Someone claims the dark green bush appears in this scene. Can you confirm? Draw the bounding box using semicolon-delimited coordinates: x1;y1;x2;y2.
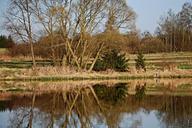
93;59;107;71
93;49;129;72
135;51;146;71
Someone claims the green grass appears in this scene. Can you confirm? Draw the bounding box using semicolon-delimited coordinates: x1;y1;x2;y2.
0;60;53;68
7;88;25;92
178;64;192;69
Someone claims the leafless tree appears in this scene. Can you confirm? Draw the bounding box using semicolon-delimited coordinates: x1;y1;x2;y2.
5;0;37;68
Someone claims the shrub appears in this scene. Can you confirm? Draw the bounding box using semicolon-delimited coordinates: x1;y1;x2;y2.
93;49;129;72
135;51;146;71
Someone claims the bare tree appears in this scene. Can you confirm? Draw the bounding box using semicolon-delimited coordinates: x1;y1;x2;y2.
52;0;108;70
5;0;136;71
31;0;62;65
105;0;136;32
5;0;37;68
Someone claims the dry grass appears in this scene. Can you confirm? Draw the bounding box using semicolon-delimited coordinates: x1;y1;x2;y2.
7;55;44;62
0;54;45;62
0;55;12;60
31;66;77;76
0;52;192;80
0;66;192;81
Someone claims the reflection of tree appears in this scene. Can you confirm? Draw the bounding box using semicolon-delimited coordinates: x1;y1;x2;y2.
157;96;192;128
135;83;146;101
0;101;9;112
5;83;129;128
93;83;129;128
8;93;36;128
94;83;128;104
3;83;192;128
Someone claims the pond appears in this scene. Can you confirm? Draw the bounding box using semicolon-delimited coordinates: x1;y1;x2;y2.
0;79;192;128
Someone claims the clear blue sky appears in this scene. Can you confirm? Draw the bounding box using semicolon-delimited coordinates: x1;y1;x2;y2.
0;0;191;35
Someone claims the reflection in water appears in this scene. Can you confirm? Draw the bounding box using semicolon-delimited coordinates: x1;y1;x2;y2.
135;83;146;101
0;83;192;128
94;83;128;104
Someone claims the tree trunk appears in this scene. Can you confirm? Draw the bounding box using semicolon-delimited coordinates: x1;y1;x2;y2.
88;42;104;72
29;38;36;68
26;0;36;69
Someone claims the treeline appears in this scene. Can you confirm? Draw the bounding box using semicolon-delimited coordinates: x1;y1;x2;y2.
4;0;192;70
156;2;192;52
0;35;14;48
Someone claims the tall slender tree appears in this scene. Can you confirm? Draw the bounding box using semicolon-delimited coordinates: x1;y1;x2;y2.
5;0;36;68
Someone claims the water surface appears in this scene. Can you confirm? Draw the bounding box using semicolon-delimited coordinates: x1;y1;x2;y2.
0;79;192;128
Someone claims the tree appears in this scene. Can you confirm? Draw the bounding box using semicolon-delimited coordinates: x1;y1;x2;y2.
156;3;192;52
5;0;37;68
0;35;15;48
31;0;62;65
0;35;7;48
4;0;136;71
93;49;129;72
178;2;192;30
178;2;192;50
126;31;140;54
157;10;178;52
135;83;146;101
105;0;136;33
141;32;166;53
135;51;146;71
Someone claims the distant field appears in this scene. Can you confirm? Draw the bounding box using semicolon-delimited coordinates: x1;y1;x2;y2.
128;52;192;66
129;52;191;59
0;52;192;69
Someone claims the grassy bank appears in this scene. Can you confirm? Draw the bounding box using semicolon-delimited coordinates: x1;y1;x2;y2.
0;52;192;81
0;67;192;81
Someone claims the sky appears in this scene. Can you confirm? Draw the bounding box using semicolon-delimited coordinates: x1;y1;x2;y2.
0;0;191;35
128;0;191;33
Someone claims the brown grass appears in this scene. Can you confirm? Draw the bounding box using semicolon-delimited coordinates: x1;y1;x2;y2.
0;66;192;81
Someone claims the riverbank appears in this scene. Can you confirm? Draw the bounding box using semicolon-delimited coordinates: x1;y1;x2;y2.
1;67;192;81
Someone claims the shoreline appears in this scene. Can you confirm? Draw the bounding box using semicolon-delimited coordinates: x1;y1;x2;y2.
1;74;192;81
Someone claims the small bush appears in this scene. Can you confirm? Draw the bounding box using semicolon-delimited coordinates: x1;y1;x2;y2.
93;49;129;72
135;52;146;71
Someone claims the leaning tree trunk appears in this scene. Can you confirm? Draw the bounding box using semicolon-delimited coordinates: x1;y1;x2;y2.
88;42;104;72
